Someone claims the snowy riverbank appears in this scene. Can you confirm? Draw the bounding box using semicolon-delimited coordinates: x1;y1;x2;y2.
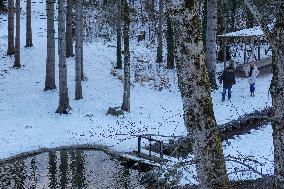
0;0;273;184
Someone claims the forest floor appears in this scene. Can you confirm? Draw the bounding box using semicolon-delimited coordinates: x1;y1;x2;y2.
0;0;274;185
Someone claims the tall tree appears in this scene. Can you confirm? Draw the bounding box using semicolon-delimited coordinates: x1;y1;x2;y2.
166;15;174;69
66;0;74;58
217;0;228;35
121;0;130;112
13;0;20;68
168;0;230;188
44;0;56;91
56;0;71;114
245;0;284;189
202;0;208;46
149;0;155;44
25;0;33;47
80;37;84;81
115;0;122;69
156;0;163;63
205;0;218;88
7;0;15;55
244;1;284;187
75;0;83;100
230;0;237;31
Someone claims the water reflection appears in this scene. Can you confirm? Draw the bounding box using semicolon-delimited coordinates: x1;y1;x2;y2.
0;149;145;189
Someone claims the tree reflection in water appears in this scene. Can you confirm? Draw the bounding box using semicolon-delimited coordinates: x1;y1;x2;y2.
0;149;144;189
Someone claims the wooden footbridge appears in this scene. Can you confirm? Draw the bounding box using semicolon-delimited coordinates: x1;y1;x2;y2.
115;134;184;167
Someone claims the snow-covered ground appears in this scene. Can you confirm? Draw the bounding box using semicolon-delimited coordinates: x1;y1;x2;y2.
0;0;274;184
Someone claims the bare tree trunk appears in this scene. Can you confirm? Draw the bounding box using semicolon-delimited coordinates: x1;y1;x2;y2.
217;0;227;35
7;0;15;55
81;41;84;81
115;0;122;69
13;0;20;68
245;6;254;28
168;1;230;188
166;14;174;69
25;0;33;47
121;0;130;112
205;0;217;88
66;0;74;58
149;0;155;44
230;0;237;31
269;15;284;189
271;50;284;188
56;0;71;114
44;0;56;91
244;1;284;187
201;0;207;46
156;0;163;63
75;0;83;100
80;6;84;81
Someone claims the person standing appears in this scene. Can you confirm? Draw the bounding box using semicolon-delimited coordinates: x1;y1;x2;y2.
247;63;259;97
219;65;236;101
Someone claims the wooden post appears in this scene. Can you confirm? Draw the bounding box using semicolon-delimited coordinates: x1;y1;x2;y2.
149;138;152;157
258;37;261;60
137;136;141;156
160;141;163;159
251;38;255;62
244;38;247;64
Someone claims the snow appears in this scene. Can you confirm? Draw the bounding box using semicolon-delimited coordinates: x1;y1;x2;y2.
178;124;274;185
213;75;271;124
224;124;274;180
0;0;274;186
218;26;264;37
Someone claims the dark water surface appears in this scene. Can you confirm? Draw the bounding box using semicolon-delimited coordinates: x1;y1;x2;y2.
0;149;145;189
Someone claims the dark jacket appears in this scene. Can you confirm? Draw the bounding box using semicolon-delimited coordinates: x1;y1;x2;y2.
220;67;236;89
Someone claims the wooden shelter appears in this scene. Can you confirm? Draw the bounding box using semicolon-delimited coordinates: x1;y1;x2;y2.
217;27;272;76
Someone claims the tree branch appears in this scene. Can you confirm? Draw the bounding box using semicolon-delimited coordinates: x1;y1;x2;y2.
243;0;275;45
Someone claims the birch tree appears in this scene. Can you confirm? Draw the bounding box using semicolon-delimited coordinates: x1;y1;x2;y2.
75;0;83;100
25;0;33;47
7;0;15;55
13;0;20;68
115;0;122;69
66;0;74;58
56;0;71;114
244;1;284;187
168;0;230;188
205;0;217;88
44;0;56;91
121;0;130;112
156;0;163;63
